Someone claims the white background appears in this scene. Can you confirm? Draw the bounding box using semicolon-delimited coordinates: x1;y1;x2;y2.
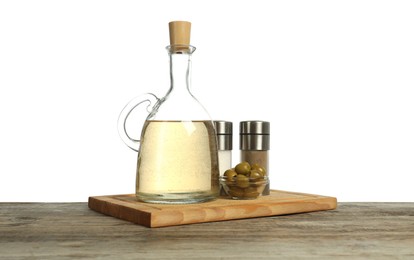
1;0;413;202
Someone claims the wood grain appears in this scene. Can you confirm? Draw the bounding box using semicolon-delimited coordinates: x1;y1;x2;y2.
0;202;413;259
88;190;337;227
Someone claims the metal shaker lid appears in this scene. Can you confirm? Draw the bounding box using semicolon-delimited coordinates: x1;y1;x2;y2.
240;121;270;150
214;121;232;151
240;121;270;134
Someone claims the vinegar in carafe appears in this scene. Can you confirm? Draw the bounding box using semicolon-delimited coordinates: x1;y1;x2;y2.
136;120;219;203
118;21;219;204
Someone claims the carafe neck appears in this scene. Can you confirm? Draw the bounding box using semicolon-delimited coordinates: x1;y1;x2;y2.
166;45;196;97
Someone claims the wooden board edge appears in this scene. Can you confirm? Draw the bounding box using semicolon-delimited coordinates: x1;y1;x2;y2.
88;196;152;227
150;195;337;228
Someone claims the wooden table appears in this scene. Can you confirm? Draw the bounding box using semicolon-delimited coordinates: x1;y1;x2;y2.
1;203;413;259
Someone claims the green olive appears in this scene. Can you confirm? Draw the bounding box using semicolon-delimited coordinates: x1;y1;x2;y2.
251;164;267;176
237;181;250;189
251;163;260;169
235;174;249;188
244;187;260;198
235;162;251;175
249;170;262;180
224;169;237;180
244;186;258;193
228;186;244;198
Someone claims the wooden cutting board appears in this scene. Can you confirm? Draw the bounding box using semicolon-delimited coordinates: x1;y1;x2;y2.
88;190;337;228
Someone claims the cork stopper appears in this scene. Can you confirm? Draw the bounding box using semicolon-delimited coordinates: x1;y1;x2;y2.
169;21;191;53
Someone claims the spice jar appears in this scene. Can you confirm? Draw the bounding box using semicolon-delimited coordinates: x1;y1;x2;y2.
214;121;233;176
214;121;232;196
240;121;270;195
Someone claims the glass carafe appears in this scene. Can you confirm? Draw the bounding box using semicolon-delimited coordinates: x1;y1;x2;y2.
118;21;219;204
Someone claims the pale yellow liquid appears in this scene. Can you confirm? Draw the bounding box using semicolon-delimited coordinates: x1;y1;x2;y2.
136;120;219;204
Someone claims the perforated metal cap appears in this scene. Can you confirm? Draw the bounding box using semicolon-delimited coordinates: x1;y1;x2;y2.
240;121;270;150
214;121;232;151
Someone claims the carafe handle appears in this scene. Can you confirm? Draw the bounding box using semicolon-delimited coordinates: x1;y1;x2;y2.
117;93;160;152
